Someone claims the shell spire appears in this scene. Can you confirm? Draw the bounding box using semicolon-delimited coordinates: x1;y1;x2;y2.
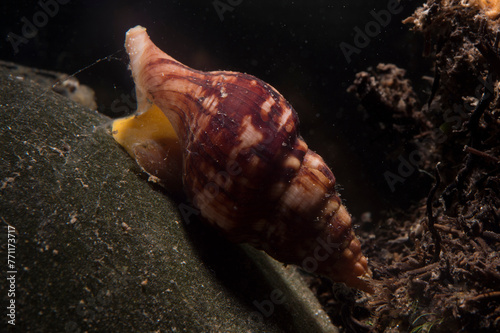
115;25;373;292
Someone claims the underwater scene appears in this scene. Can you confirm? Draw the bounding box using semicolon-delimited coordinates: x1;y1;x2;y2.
1;0;499;332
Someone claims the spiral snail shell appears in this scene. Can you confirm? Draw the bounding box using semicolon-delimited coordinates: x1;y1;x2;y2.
112;26;372;292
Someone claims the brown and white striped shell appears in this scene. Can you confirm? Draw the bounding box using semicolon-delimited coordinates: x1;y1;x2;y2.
113;26;372;292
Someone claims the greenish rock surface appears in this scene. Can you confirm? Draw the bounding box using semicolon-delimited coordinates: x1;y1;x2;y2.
0;63;338;332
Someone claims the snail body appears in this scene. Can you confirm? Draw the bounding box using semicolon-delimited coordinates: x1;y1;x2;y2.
113;26;372;292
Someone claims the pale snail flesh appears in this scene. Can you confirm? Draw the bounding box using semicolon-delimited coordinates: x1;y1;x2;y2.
112;26;373;292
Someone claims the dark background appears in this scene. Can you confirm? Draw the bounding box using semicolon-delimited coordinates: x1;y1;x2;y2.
0;0;428;218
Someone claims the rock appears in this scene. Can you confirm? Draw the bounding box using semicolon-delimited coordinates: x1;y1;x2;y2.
0;62;337;332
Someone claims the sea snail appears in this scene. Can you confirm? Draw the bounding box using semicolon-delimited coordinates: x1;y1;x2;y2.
112;26;373;292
